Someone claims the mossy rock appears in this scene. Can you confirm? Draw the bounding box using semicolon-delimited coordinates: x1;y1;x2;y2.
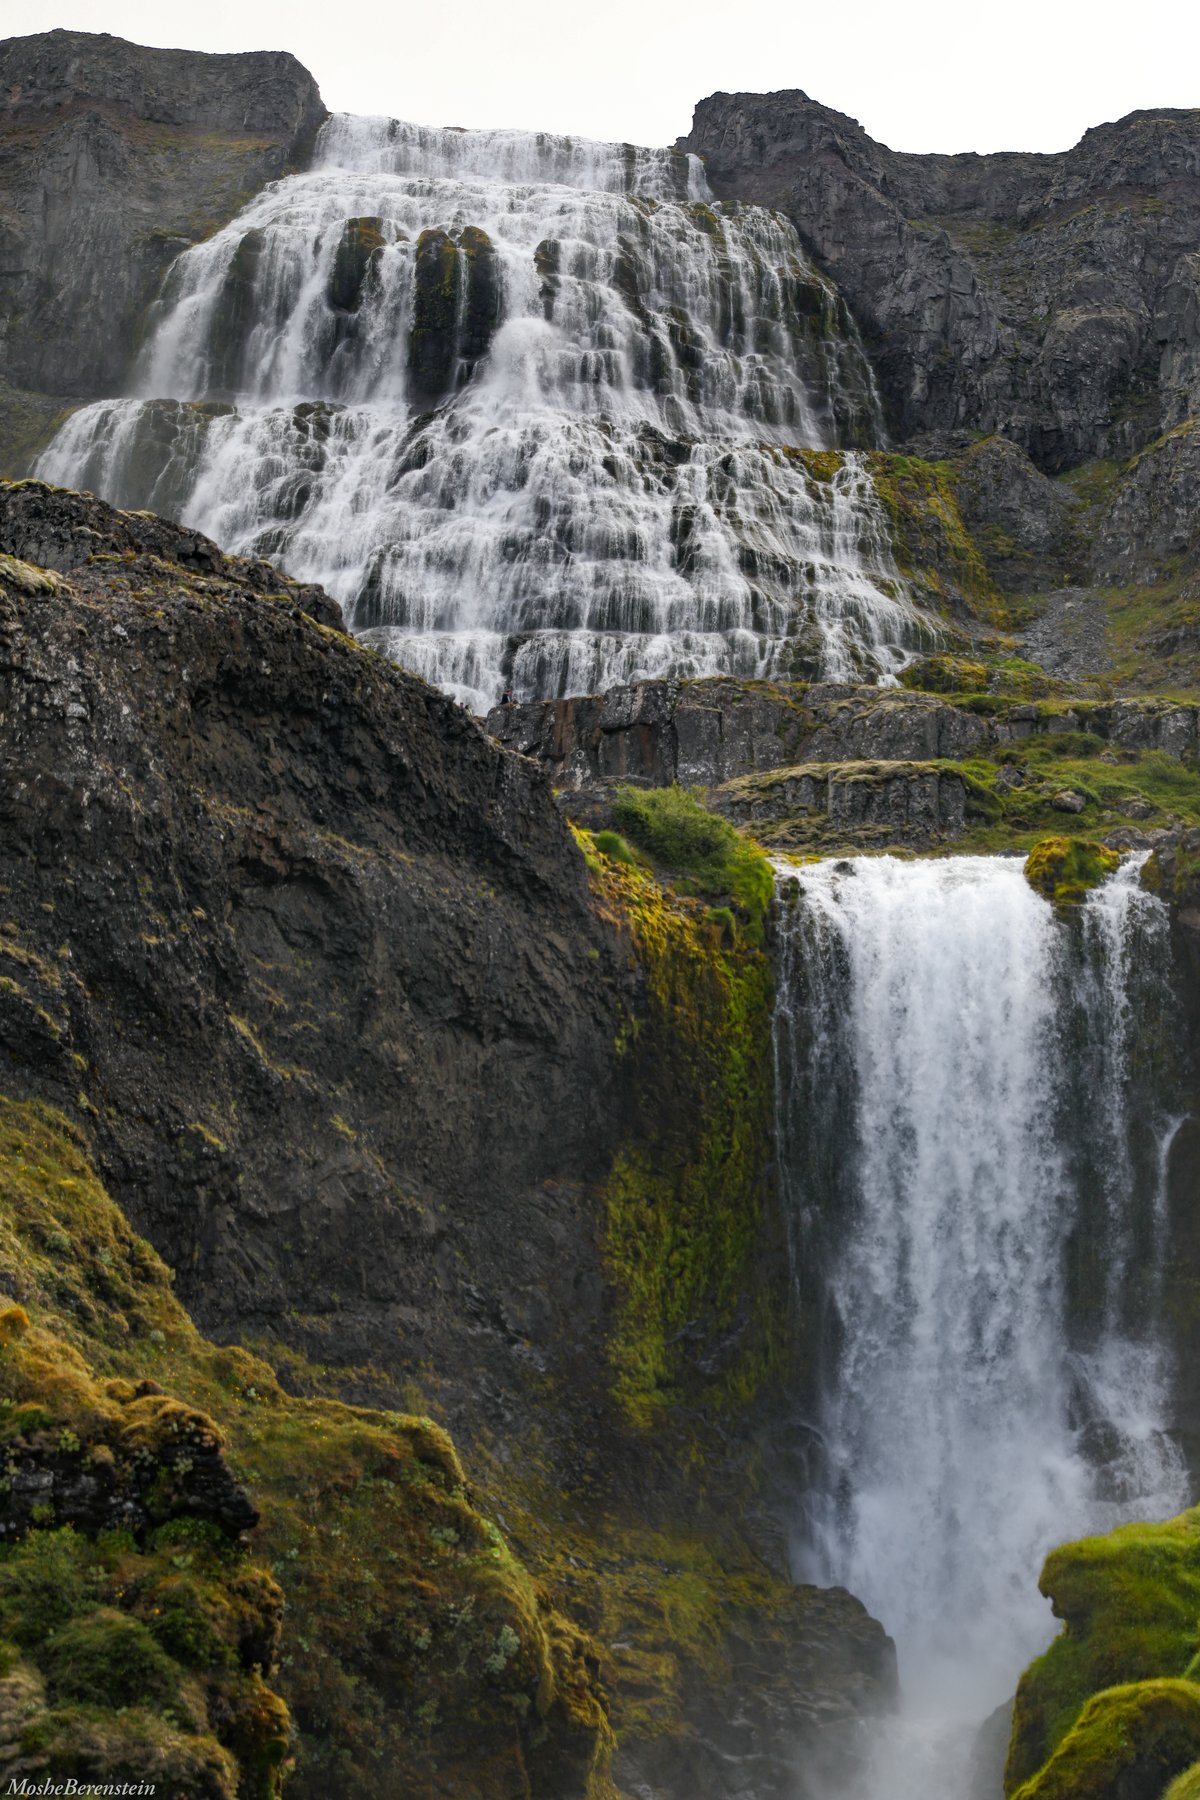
0;1095;616;1800
1007;1507;1200;1791
576;821;781;1429
1165;1761;1200;1800
1009;1680;1200;1800
1024;836;1119;907
327;216;385;313
899;652;989;694
22;1704;241;1799
41;1606;184;1709
408;228;461;399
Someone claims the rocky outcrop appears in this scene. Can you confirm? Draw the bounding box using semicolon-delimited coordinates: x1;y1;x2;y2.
1093;419;1200;584
488;676;1200;793
0;479;623;1438
0;29;327;469
682;94;1200;472
713;760;968;852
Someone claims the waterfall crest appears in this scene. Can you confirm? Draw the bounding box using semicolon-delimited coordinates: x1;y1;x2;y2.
773;853;1188;1788
38;114;932;712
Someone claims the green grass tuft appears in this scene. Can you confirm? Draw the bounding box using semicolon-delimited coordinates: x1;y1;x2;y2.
611;786;773;929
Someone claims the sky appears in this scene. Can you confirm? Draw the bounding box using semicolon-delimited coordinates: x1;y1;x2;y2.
28;0;1200;154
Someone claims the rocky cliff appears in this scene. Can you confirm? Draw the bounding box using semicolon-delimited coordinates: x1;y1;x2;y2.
0;479;896;1797
682;93;1200;472
0;30;327;472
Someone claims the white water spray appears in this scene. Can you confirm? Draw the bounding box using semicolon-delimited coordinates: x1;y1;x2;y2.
773;854;1188;1796
38;115;932;711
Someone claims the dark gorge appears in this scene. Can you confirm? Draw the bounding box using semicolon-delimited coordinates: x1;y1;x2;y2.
1;27;1200;1800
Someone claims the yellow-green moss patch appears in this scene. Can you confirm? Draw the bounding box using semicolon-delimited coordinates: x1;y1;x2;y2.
1024;837;1120;907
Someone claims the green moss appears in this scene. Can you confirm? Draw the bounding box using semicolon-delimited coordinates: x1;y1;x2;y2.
865;450;1000;620
1007;1507;1200;1791
41;1607;183;1710
0;1096;617;1800
899;653;989;693
1024;837;1120;907
1165;1761;1200;1800
1010;1680;1200;1800
610;785;773;934
582;846;779;1428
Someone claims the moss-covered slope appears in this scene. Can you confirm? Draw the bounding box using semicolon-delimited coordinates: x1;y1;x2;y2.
0;1095;617;1798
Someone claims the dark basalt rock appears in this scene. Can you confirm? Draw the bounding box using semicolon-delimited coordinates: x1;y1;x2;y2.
681;92;1200;472
205;226;268;398
711;759;970;851
409;226;462;398
0;478;344;629
327;216;385;314
0;478;625;1453
487;676;1200;793
0;480;899;1800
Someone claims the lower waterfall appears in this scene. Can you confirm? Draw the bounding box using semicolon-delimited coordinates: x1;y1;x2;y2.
772;854;1189;1797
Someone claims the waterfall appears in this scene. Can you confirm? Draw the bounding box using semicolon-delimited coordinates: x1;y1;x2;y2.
773;853;1188;1796
37;114;933;712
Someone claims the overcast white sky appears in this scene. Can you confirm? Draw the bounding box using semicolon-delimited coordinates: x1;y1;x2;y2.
27;0;1200;153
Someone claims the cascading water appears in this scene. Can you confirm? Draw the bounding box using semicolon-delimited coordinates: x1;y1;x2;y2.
37;114;934;712
773;854;1189;1797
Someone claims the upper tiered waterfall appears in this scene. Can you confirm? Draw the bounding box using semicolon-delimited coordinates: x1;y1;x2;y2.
773;854;1188;1797
38;114;932;712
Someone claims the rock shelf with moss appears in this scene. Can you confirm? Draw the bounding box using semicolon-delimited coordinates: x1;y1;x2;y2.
577;819;779;1428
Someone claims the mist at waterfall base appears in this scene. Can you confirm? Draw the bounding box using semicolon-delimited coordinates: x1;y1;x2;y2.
773;854;1189;1799
38;115;935;712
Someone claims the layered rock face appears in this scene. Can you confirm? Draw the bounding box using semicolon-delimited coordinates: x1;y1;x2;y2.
0;30;327;470
489;676;1200;850
682;93;1200;471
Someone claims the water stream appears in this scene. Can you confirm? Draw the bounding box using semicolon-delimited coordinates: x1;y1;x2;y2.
772;854;1189;1797
38;115;934;711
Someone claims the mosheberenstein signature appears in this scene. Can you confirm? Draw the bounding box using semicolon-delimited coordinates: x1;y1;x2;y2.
6;1784;156;1796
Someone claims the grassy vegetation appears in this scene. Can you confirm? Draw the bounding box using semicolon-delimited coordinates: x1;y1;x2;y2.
951;735;1200;855
611;785;773;935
